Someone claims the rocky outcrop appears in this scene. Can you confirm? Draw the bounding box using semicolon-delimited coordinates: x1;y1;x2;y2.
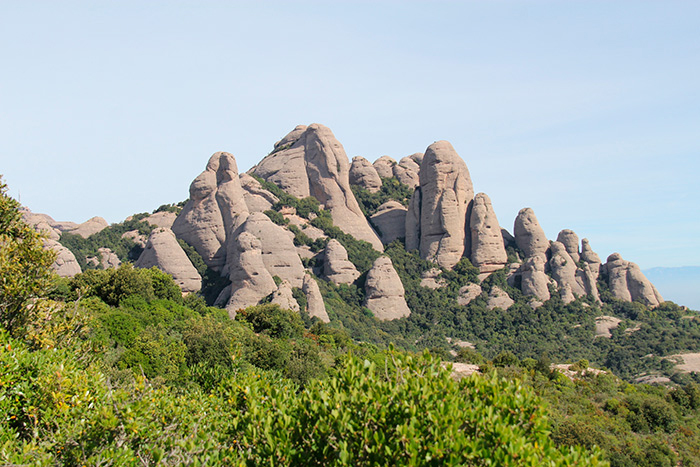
303;273;330;323
22;210;61;240
405;188;421;251
172;151;249;271
271;280;300;312
251;124;382;250
364;256;411;320
229;212;305;287
134;228;201;292
122;230;147;247
416;141;474;269
556;230;580;263
604;253;663;307
370;201;407;245
409;152;424;165
373;156;396;179
392;156;420;189
349;157;382;193
239;173;279;213
66;216;109;239
458;283;482;306
45;239;81;277
145;212;177;229
486;287;514;310
581;238;602;281
323;239;360;285
469;193;508;273
519;256;551;302
97;247;121;269
514;208;549;259
225;232;276;317
548;241;585;297
420;268;446;289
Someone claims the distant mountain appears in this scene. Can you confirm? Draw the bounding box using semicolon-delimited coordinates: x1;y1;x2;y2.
644;266;700;311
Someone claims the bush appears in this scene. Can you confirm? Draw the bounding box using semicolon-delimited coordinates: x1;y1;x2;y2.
238;304;305;339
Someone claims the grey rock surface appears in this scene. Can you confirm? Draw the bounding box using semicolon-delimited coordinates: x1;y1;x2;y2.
604;253;663;307
458;283;482;306
349;156;382;193
514;208;549;259
581;238;602;282
45;239;82;277
303;273;330;323
98;247;121;269
487;286;514;310
225;232;276;317
556;229;580;263
323;239;360;285
364;256;411;320
145;212;177;229
519;255;551;301
239;173;279;212
469;193;508;273
549;241;586;297
392;156;420;189
370;201;407;245
66;216;109;239
405;188;421;251
373;156;396;179
271;280;300;312
134;228;201;292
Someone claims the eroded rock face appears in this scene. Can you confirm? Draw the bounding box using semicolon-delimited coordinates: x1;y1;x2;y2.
239;173;278;212
251;124;382;250
364;256;411;320
271;280;300;312
393;156;420;189
581;238;602;282
520;256;551;302
417;141;474;269
487;287;514;310
172;152;249;271
45;239;81;277
405;188;421;251
349;156;382;193
303;273;330;323
98;247;121;269
323;239;360;285
134;228;201;292
373;156;396;179
458;283;482;306
145;212;177;229
557;230;580;263
122;230;147;247
548;241;585;297
22;210;61;240
514;208;549;259
604;253;663;307
470;193;508;273
225;232;276;317
229;212;305;287
66;217;109;239
370;201;407;245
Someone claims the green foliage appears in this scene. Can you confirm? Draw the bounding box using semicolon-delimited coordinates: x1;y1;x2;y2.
177;238;231;305
237;303;305;339
0;178;56;334
263;209;288;226
351;177;414;216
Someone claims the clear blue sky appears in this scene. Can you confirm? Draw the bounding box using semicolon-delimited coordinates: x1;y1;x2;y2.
2;1;699;271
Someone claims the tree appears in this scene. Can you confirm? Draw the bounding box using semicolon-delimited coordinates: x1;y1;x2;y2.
0;177;56;334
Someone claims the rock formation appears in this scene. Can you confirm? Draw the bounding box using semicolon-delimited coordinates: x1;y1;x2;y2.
364;256;411;320
228;212;305;287
172;151;249;271
323;239;360;285
97;247;121;269
581;238;602;281
225;232;276;317
469;193;508;273
513;208;549;259
373;156;396;179
519;256;551;302
370;201;407;245
303;273;330;323
458;283;482;306
271;280;300;312
392;156;420;189
145;212;177;229
349;157;382;193
239;173;279;213
604;253;663;307
556;229;580;262
134;228;201;292
548;241;585;297
405;188;421;251
45;239;81;277
486;287;515;310
251;124;382;250
65;216;109;239
415;140;474;269
122;230;147;247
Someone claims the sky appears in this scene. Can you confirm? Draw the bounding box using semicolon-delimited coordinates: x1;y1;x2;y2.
1;1;699;275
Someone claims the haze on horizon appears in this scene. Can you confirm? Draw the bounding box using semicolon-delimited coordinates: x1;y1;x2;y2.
2;1;699;277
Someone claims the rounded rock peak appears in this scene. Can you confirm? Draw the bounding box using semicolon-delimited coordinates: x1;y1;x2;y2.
607;252;624;262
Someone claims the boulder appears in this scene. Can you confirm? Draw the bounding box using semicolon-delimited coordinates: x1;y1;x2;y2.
408;152;424;165
45;239;81;277
469;193;508;273
225;232;276;317
349;156;382;193
251;124;382;250
392;156;420;189
229;212;305;287
364;256;411;320
145;211;177;229
172;151;249;271
66;216;109;239
486;287;514;310
97;247;121;269
604;253;663;307
519;256;551;302
513;208;549;258
581;238;602;281
548;241;585;297
370;201;407;245
560;284;576;305
373;156;396;179
418;141;474;269
239;173;279;212
420;268;446;289
134;228;201;292
122;230;147;247
271;280;300;312
303;273;330;323
458;283;482;306
323;239;360;285
556;229;580;262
